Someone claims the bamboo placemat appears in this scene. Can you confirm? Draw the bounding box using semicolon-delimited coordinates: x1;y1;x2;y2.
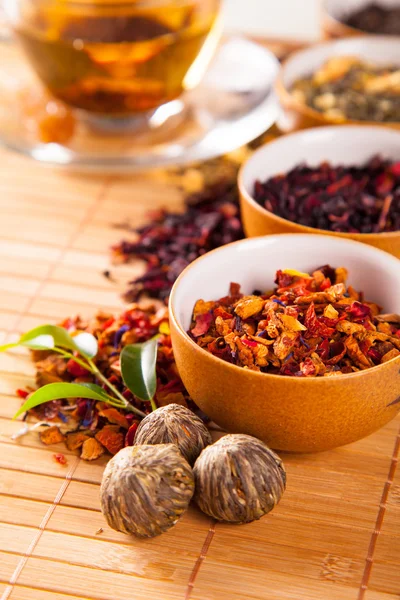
0;39;399;600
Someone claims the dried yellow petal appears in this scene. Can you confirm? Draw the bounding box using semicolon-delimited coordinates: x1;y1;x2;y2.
282;269;312;279
280;314;307;331
159;321;170;335
323;304;339;319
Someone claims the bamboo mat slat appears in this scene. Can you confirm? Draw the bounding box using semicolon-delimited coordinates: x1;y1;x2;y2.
0;37;399;600
10;587;93;600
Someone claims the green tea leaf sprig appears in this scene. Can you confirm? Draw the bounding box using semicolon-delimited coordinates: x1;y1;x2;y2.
121;337;159;412
0;324;161;420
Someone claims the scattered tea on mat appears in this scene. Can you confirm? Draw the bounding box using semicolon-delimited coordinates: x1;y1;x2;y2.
7;304;195;459
253;156;400;233
189;266;400;375
344;3;400;35
113;179;243;302
100;444;194;538
134;403;212;465
193;434;286;523
292;56;400;122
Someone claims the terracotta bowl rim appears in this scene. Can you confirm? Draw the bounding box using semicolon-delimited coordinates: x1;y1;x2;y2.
238;125;400;241
169;233;400;384
276;35;400;130
322;13;364;37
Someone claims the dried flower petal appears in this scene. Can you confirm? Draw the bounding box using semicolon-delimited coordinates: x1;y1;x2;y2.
53;453;68;466
347;302;372;321
191;312;213;337
125;422;139;447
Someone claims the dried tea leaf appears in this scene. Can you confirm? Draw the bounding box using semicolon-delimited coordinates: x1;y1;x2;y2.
273;331;299;361
156;391;188;408
313;56;361;85
279;314;307;331
375;313;400;324
65;431;90;451
99;408;130;429
381;348;400;363
39;426;65;446
81;437;105;461
344;336;372;369
235;296;264;319
193;300;215;317
95;426;125;455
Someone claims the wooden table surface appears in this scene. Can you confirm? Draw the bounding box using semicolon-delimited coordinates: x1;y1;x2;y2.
0;38;399;600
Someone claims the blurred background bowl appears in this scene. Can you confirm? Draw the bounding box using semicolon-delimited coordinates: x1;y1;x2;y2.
322;0;400;39
276;36;400;132
169;234;400;452
239;125;400;257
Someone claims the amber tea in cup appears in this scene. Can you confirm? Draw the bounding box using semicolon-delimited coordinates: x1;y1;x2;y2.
7;0;221;116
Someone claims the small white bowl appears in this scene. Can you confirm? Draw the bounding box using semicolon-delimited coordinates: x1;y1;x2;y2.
169;234;400;452
239;125;400;258
277;36;400;131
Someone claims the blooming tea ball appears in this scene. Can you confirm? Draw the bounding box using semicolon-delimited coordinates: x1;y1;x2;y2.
134;404;212;465
100;444;194;538
193;434;286;523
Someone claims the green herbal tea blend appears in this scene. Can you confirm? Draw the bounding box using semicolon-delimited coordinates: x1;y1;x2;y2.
292;56;400;123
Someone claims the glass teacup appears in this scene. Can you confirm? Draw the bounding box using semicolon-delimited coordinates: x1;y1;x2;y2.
4;0;222;119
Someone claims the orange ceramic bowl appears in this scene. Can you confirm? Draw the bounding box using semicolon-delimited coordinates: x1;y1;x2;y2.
239;125;400;259
322;0;399;39
276;36;400;133
169;234;400;453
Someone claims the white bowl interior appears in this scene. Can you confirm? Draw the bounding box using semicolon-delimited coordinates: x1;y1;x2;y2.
172;235;400;332
282;37;400;88
324;0;400;22
241;126;400;196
